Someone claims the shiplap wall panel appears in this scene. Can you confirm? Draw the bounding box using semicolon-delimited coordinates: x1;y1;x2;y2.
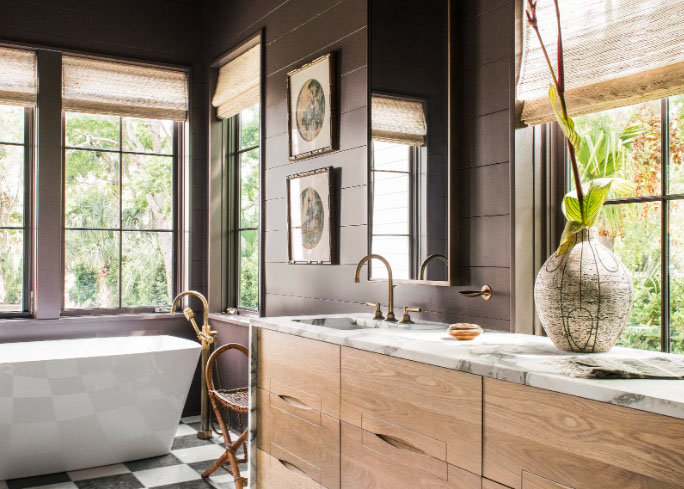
207;0;514;329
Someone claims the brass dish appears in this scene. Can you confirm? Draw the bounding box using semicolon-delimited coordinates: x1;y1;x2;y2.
447;323;483;341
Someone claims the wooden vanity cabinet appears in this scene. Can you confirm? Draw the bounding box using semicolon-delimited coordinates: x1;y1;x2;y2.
256;329;341;489
484;377;684;489
341;347;482;476
256;329;684;489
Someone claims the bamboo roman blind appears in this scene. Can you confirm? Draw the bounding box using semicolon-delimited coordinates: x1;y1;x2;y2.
518;0;684;125
372;95;427;146
212;44;261;120
0;47;37;106
62;56;189;121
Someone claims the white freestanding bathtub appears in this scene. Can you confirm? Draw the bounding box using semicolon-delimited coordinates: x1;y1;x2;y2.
0;335;201;480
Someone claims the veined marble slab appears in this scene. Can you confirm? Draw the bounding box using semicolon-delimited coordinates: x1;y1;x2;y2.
250;314;684;421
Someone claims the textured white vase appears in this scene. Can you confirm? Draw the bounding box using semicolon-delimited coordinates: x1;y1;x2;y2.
534;227;634;353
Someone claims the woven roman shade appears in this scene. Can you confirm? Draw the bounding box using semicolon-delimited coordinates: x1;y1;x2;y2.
0;47;37;106
212;44;260;120
372;95;427;146
62;56;188;121
518;0;684;125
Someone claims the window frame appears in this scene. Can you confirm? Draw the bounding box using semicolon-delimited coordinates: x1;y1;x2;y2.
223;107;261;314
0;106;33;318
60;113;183;315
561;97;682;353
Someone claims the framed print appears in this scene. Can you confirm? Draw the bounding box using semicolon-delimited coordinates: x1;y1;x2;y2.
287;53;335;160
287;167;334;264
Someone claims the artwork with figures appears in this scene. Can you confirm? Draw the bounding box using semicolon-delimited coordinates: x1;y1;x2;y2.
287;53;334;159
287;167;334;264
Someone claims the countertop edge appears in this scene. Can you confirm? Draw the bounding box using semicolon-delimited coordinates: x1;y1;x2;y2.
250;316;684;421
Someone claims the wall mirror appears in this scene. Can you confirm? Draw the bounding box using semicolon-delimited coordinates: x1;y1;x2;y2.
368;0;454;284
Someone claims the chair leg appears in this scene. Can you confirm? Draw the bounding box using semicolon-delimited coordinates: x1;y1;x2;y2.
237;412;248;462
201;449;231;479
225;428;249;485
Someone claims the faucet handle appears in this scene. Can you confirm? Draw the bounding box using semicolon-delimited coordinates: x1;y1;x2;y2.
365;302;385;320
398;306;421;324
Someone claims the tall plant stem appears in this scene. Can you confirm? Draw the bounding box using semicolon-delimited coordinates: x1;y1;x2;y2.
528;0;584;212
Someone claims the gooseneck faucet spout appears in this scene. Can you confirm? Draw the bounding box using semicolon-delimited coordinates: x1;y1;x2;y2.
354;254;396;322
419;254;448;281
171;290;216;440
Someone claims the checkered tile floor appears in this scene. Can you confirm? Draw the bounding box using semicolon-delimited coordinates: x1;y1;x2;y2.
0;417;248;489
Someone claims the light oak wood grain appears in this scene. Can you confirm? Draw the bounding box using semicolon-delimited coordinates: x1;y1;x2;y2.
257;388;340;489
522;472;573;489
361;413;448;480
482;479;512;489
257;329;340;418
341;422;481;489
257;449;326;489
341;347;482;474
483;378;684;489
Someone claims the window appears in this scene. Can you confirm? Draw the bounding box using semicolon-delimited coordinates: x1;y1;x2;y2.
0;105;30;314
370;141;415;280
570;95;684;353
225;105;260;311
63;113;178;310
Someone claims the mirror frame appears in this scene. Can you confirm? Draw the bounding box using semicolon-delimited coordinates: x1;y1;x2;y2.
366;0;459;286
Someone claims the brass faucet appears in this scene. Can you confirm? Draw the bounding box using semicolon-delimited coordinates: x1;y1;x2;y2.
172;290;217;440
354;254;396;322
419;254;448;280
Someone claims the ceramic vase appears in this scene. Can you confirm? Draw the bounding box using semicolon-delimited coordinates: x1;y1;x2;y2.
534;227;634;353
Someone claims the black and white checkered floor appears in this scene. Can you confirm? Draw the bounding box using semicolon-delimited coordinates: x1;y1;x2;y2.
0;417;247;489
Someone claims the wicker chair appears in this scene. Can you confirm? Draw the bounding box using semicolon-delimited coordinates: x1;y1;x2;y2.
201;343;249;489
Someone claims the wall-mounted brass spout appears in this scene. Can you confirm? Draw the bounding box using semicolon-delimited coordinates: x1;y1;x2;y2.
458;285;493;301
172;290;217;440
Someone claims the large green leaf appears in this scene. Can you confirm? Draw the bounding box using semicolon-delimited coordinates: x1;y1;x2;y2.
558;177;636;253
548;84;582;150
557;220;585;256
563;194;582;222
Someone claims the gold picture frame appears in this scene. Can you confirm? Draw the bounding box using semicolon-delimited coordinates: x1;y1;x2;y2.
286;167;335;264
287;53;335;160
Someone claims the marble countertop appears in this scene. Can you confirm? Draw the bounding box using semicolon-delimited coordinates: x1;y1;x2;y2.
251;314;684;420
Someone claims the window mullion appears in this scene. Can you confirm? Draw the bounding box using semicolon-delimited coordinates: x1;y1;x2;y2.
661;98;671;353
119;116;123;309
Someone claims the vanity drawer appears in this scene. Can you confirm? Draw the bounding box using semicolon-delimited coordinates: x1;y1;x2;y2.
484;378;684;489
522;472;572;489
257;449;326;489
257;388;340;489
340;347;482;474
341;423;480;489
257;329;340;418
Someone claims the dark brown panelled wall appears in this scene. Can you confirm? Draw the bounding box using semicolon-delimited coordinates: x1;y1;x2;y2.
206;0;515;331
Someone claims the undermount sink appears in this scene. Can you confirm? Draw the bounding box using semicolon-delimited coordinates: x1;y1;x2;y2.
293;317;444;331
294;317;377;330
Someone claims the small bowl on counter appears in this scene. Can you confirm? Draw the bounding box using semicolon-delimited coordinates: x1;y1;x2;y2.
447;323;483;341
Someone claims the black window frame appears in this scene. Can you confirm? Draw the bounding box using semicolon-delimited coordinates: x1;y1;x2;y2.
60;113;183;315
223;107;261;314
561;97;683;353
0;106;33;318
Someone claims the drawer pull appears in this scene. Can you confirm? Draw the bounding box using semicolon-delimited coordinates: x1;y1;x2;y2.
374;432;427;455
277;394;312;411
276;457;307;477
